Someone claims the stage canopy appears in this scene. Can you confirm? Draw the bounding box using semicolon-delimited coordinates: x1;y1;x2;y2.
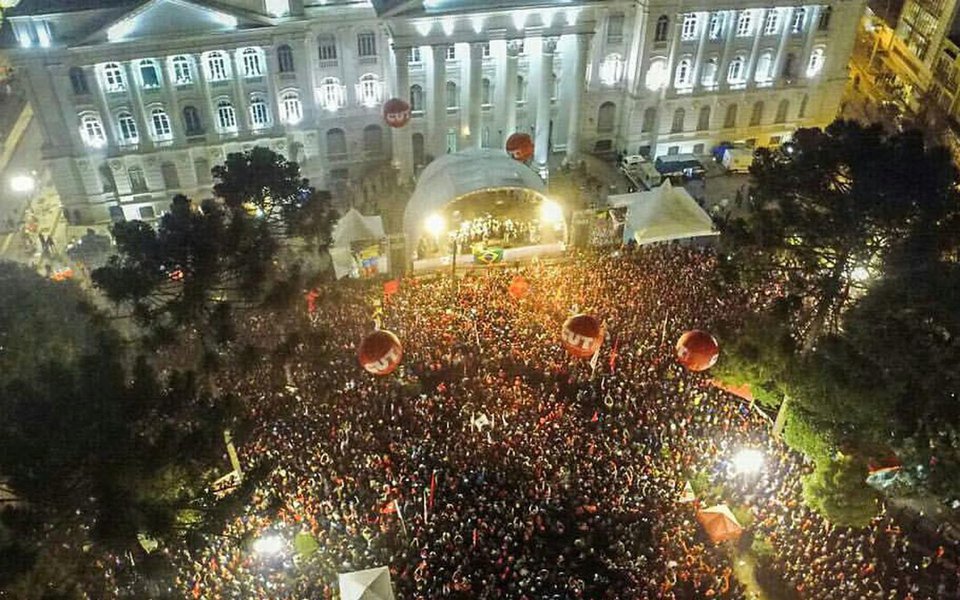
338;566;395;600
333;208;385;248
609;179;718;245
403;148;546;254
696;504;744;543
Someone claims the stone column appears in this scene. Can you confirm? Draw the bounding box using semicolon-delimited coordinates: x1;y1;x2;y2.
718;10;739;91
467;42;484;149
773;8;793;80
392;46;413;177
745;9;767;84
429;44;448;158
691;12;711;90
503;40;520;137
534;36;557;171
801;7;822;75
564;33;589;166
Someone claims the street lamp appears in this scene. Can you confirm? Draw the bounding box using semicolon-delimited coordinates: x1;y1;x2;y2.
9;174;35;194
731;448;765;476
425;213;446;240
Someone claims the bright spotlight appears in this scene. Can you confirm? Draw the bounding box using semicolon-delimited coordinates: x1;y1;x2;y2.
9;174;35;194
850;266;870;283
425;213;446;238
731;448;765;476
540;199;564;224
253;534;284;556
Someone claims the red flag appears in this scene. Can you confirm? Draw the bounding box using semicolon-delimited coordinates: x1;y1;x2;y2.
508;275;530;300
384;279;400;296
305;288;320;314
609;336;619;372
428;471;437;511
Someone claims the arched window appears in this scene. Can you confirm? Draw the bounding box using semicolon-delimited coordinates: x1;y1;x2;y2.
216;99;237;131
69;67;88;95
182;106;203;135
818;6;832;31
806;48;825;77
358;73;381;106
727;56;745;82
697;106;711;131
755;51;774;82
642;107;656;133
318;34;338;61
724;103;738;128
80;113;106;147
791;8;805;34
597;101;615;133
241;48;263;77
101;62;125;92
799;94;809;118
320;77;344;111
249;95;270;127
708;13;724;40
446;81;458;108
139;59;160;88
674;58;692;87
326;128;347;157
117;111;138;144
600;53;624;85
363;124;383;155
171;56;192;85
277;45;295;73
671;108;685;133
775;99;789;123
204;51;229;81
128;166;147;193
410;84;424;112
750;101;764;126
645;59;667;91
481;78;492;105
655;15;669;42
516;75;527;102
681;14;698;40
280;91;302;124
701;57;718;86
150;107;172;140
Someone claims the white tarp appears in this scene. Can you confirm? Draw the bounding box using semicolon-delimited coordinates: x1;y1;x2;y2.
338;566;395;600
330;247;358;280
610;179;718;245
333;208;385;248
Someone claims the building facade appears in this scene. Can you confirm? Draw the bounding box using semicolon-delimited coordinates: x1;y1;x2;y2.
3;0;863;225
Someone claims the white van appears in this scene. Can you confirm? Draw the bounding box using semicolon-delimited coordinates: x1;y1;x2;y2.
619;155;663;190
722;147;754;174
619;155;647;171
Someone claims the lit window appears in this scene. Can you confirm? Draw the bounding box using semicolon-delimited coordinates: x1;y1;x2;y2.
357;73;381;106
645;59;667;91
249;97;270;127
736;12;753;37
241;48;263;78
599;53;624;86
357;31;376;57
763;11;779;36
102;62;125;93
216;100;237;131
728;56;745;82
205;52;229;82
674;58;692;88
791;8;805;34
117;112;138;144
80;113;106;147
171;56;192;85
708;13;724;40
681;14;698;41
151;108;172;140
280;91;301;124
807;48;825;77
319;77;344;111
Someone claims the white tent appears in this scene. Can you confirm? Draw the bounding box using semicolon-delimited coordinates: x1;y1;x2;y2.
609;179;718;245
333;208;385;248
338;566;395;600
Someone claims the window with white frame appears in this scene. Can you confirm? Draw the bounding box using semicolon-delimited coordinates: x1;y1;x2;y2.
280;91;301;124
150;107;172;140
249;96;270;127
763;10;779;36
241;48;263;77
216;99;237;131
645;59;667;90
357;73;381;106
446;45;456;60
728;56;745;82
171;56;192;85
318;34;338;61
708;13;724;40
101;62;125;93
755;51;774;82
736;12;753;37
791;8;805;34
319;77;344;111
446;81;458;109
807;47;825;77
674;58;693;87
701;57;718;85
357;31;376;57
410;84;424;112
80;113;106;147
409;46;422;63
599;53;625;86
117;112;138;144
607;13;625;44
681;14;698;41
205;52;229;81
139;59;160;88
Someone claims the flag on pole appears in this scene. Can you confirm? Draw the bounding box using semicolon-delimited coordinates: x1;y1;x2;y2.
383;279;400;297
428;471;437;511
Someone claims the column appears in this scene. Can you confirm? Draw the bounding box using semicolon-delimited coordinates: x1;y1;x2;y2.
801;7;822;74
718;10;738;91
392;46;413;177
467;42;484;149
564;33;589;166
262;47;281;131
745;9;767;84
428;44;448;158
772;8;793;80
493;40;509;145
504;40;520;135
534;37;557;171
691;12;711;90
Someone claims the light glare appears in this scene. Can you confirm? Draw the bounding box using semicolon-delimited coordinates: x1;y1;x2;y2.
540;200;564;224
425;213;446;238
10;175;35;194
731;448;765;475
253;534;283;556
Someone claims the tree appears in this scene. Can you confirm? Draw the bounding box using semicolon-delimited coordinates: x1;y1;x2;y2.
801;456;879;528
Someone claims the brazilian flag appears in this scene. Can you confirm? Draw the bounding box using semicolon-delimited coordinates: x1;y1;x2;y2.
473;246;504;265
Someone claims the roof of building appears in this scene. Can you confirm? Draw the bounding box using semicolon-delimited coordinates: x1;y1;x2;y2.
7;0;142;16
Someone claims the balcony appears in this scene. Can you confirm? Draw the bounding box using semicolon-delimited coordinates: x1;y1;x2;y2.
318;59;338;69
358;55;378;66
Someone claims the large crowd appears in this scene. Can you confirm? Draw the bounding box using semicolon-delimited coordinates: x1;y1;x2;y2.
174;246;959;599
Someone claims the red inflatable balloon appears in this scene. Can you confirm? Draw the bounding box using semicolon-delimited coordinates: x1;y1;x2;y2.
505;132;534;162
383;98;411;128
676;330;720;372
358;330;403;376
561;314;603;358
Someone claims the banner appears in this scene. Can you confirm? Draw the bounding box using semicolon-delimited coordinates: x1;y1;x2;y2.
473;246;504;265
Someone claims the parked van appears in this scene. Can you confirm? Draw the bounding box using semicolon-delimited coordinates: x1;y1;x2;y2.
654;154;706;179
619;155;647;171
722;147;754;173
619;155;663;190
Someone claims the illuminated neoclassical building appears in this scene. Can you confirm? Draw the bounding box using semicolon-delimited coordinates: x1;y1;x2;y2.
3;0;864;224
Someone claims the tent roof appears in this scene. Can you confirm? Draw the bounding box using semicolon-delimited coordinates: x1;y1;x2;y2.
403;148;545;251
696;504;743;543
610;180;718;245
333;208;385;248
338;566;395;600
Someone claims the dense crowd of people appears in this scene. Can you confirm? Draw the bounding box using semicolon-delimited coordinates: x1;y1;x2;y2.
174;247;959;599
